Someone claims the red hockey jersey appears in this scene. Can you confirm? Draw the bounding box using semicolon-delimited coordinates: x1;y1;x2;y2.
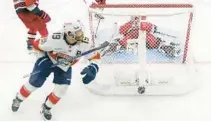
14;0;39;13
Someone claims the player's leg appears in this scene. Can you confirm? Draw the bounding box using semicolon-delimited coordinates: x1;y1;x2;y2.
25;15;49;51
17;12;49;50
40;67;72;120
146;32;182;57
27;29;37;50
32;15;49;39
12;56;53;112
17;12;39;50
146;33;161;49
141;21;179;39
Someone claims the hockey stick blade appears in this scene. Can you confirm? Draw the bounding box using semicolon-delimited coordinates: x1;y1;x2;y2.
23;41;109;78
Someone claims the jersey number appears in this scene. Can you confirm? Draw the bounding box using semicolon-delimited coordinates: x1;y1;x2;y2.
52;33;61;39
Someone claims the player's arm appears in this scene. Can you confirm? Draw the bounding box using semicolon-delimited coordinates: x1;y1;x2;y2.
25;0;51;23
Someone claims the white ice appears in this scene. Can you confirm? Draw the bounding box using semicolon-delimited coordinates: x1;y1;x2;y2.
0;0;211;121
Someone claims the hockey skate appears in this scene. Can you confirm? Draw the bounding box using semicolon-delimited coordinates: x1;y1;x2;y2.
40;104;52;120
26;40;33;50
11;97;22;112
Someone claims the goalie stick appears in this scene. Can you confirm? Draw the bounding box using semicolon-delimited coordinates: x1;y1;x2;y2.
23;41;109;78
155;31;176;38
94;9;104;37
83;0;87;4
153;26;177;38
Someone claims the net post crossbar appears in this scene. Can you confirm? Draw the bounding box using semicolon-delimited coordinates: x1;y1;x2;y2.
89;3;193;9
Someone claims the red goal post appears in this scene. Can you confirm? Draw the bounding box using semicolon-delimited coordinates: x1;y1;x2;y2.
89;3;193;9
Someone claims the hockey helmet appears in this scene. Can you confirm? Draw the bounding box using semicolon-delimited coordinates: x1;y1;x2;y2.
63;20;84;42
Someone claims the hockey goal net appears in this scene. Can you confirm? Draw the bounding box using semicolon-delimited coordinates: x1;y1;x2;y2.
87;2;198;95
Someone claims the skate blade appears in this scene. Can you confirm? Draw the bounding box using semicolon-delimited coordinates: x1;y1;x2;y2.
40;111;48;121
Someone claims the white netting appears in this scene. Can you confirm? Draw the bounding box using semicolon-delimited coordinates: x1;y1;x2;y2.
87;3;198;95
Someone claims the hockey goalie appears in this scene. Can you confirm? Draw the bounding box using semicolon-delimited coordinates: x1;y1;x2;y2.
86;15;193;95
97;16;183;62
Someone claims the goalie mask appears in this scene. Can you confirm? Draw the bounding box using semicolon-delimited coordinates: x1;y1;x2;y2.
131;16;140;21
130;16;140;28
63;20;84;44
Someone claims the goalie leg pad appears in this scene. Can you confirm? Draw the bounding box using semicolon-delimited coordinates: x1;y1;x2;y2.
146;33;160;49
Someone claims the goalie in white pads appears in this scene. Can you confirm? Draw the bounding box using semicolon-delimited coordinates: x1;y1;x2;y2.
101;16;183;58
11;20;100;120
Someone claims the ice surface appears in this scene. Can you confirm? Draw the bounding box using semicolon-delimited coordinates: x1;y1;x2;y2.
0;0;211;121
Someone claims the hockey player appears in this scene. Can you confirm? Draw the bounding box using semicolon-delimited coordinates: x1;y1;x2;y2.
13;0;51;50
11;20;100;120
103;16;182;58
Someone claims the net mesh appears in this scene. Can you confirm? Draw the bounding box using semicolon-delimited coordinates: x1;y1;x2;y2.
87;3;196;95
89;3;193;64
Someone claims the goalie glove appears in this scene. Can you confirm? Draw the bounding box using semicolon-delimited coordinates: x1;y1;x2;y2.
157;39;182;57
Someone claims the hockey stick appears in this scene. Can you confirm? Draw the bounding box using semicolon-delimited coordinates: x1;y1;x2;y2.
83;0;87;4
23;41;109;78
153;26;176;38
155;31;176;38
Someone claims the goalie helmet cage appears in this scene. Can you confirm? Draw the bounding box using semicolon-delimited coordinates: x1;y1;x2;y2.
87;2;199;96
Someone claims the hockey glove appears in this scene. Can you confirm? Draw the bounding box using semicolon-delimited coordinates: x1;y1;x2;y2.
80;63;99;84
